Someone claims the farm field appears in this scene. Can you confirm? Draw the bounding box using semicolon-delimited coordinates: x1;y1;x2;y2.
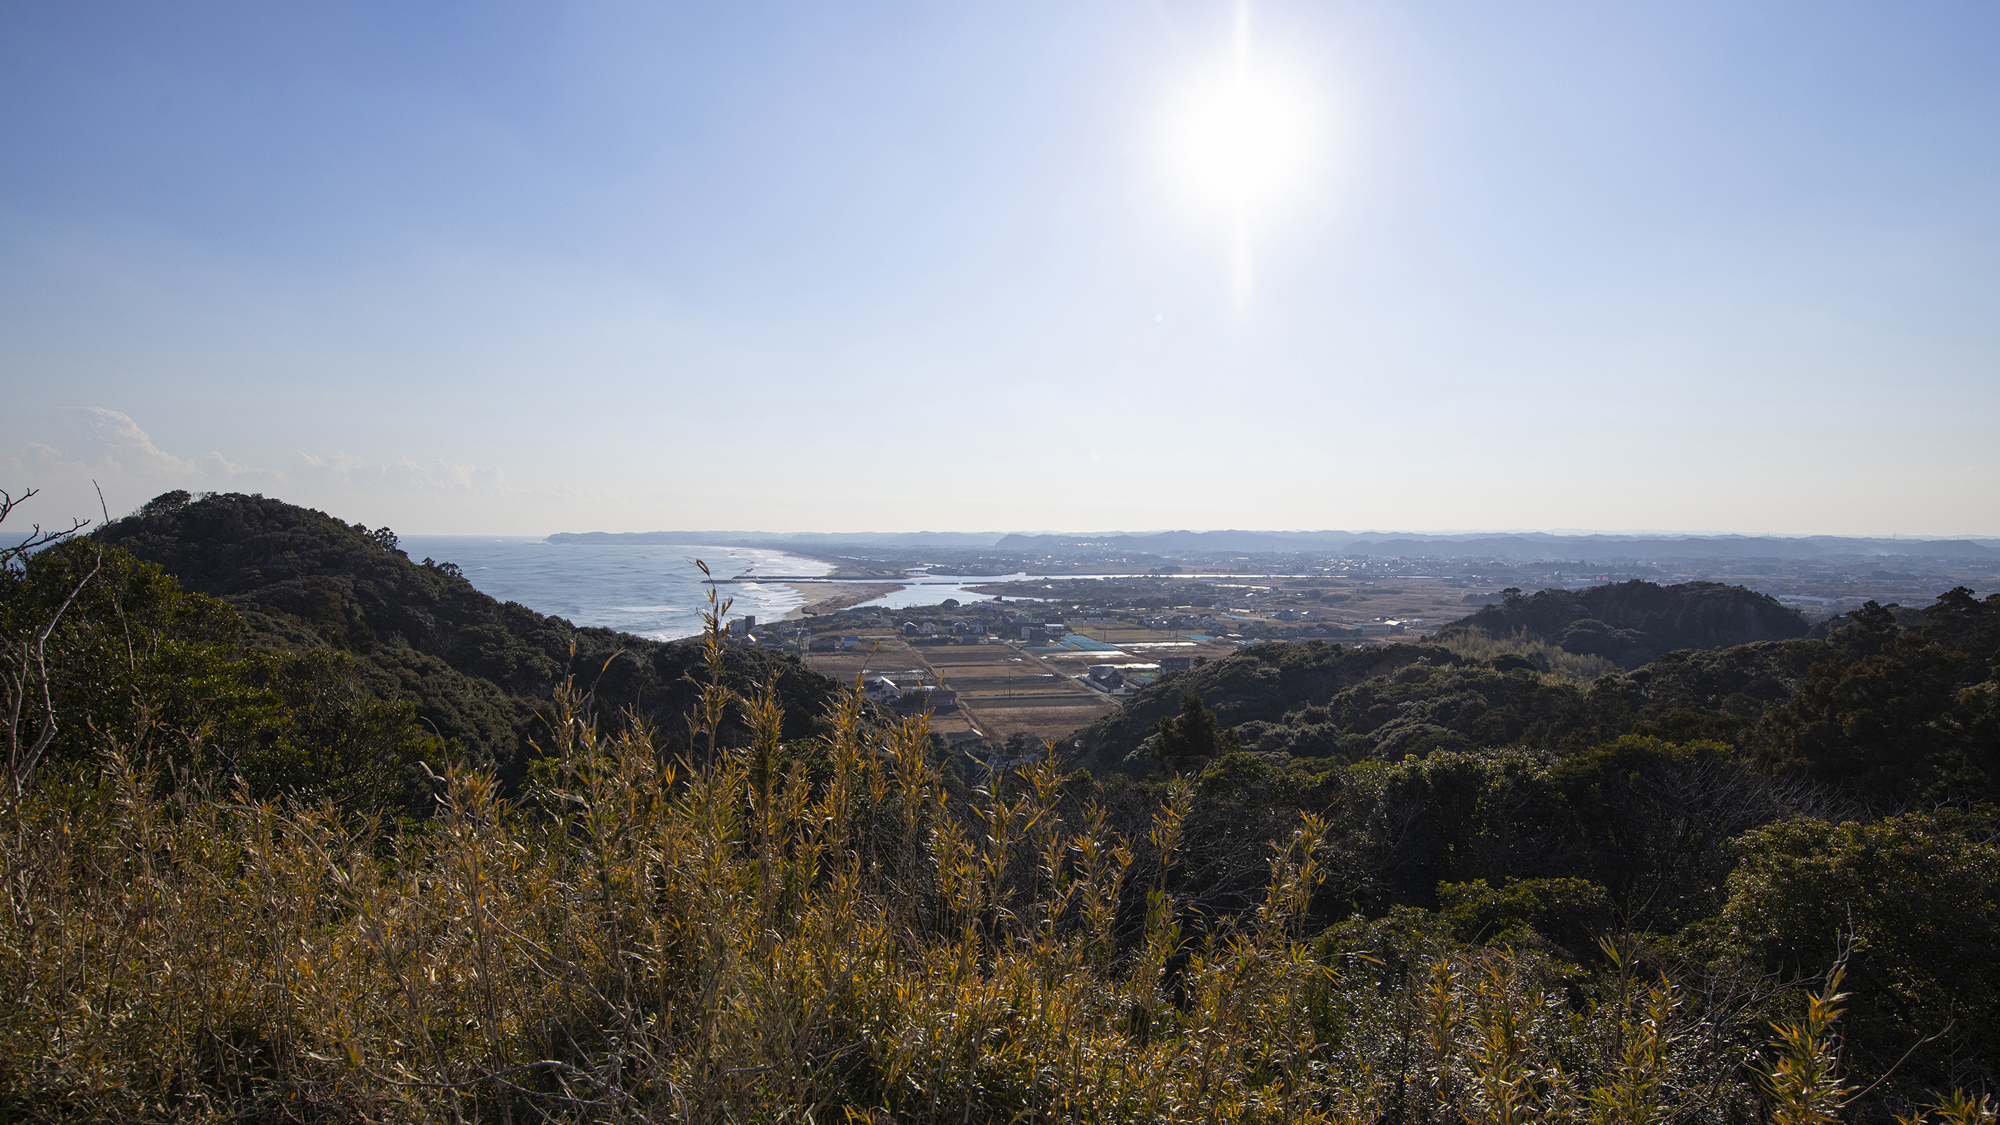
782;576;1500;745
796;636;1064;740
1304;576;1495;633
967;575;1488;643
802;637;1118;744
915;645;1117;744
1165;575;1492;640
796;634;914;679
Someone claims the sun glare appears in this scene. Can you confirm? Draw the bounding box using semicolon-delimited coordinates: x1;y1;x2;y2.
1157;2;1326;311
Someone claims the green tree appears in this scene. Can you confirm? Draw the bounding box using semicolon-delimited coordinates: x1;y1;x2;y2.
1437;876;1613;956
1764;594;1999;803
5;540;437;810
1718;812;2000;1092
1154;693;1238;775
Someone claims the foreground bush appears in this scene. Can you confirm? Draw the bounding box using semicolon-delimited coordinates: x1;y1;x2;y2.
2;661;1346;1121
0;689;1898;1122
0;544;1985;1122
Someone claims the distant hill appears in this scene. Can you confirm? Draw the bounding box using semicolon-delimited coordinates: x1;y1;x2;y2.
1070;635;1826;778
1431;580;1808;668
994;530;1357;553
1072;641;1466;770
994;530;1997;561
1074;580;1998;809
547;527;1997;562
98;492;843;780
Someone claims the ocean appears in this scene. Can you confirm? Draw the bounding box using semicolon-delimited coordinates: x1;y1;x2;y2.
398;538;1086;641
398;537;833;642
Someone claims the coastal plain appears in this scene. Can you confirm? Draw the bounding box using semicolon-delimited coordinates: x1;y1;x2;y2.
796;634;1117;744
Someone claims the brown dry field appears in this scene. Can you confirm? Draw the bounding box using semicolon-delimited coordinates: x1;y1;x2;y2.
796;636;923;686
957;701;1116;744
920;648;1092;689
785;578;1491;742
1268;576;1491;639
799;637;1110;742
916;706;983;742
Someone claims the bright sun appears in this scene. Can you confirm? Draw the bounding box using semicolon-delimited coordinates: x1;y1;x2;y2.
1157;2;1325;308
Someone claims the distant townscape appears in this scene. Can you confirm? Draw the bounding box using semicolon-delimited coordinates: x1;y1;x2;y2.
635;525;1996;750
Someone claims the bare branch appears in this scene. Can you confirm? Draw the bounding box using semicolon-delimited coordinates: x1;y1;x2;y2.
2;483;106;802
1;485;91;570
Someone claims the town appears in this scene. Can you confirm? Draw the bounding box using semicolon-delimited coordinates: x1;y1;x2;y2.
707;540;2000;747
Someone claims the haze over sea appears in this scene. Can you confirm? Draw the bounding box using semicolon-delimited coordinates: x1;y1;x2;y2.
400;537;833;642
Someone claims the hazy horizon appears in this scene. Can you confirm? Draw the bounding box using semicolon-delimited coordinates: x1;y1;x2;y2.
532;527;2000;542
5;2;1997;538
113;521;2000;543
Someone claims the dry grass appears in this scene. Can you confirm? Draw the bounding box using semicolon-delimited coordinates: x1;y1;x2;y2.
0;594;1961;1123
0;688;1327;1121
959;702;1118;744
1431;627;1618;682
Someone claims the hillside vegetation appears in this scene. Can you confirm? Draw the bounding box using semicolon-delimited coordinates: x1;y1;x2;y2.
1433;581;1809;668
2;488;1997;1123
1075;633;1828;773
91;491;841;790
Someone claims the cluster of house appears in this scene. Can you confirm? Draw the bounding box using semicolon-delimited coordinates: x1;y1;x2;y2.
861;675;960;711
1139;606;1322;630
846;607;1076;648
899;618;987;639
1141;613;1225;631
1351;617;1424;637
1085;654;1206;693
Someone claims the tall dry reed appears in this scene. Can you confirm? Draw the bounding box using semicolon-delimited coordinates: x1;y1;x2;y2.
0;577;1959;1123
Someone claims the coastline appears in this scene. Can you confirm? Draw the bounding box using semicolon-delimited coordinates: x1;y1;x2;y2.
777;552;907;580
782;582;906;619
404;536;854;642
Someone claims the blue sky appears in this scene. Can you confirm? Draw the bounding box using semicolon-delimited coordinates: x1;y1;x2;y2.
3;1;1996;536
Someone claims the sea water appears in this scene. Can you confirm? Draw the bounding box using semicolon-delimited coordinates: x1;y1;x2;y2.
399;536;833;642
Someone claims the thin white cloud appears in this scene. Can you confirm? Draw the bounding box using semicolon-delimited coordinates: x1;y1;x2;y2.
297;450;516;495
3;407;534;526
62;407;198;477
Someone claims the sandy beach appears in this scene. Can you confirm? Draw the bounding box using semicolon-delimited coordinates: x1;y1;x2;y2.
783;582;905;619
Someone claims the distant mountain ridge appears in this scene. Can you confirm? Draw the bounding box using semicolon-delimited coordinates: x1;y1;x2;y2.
994;530;1997;559
549;528;1997;560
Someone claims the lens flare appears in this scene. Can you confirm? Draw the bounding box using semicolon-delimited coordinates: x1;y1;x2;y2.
1157;2;1327;311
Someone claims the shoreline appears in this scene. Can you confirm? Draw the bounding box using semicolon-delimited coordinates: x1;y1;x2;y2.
763;550;905;580
782;582;906;619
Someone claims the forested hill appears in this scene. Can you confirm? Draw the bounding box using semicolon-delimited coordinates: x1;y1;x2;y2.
1075;637;1821;773
93;491;841;779
1080;584;1998;807
1058;586;2000;1092
1433;579;1807;668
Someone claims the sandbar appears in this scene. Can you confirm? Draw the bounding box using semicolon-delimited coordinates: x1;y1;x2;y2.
783;582;905;619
